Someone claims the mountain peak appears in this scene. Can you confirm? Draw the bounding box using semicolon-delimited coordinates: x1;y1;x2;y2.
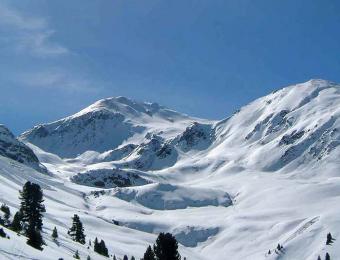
20;96;198;158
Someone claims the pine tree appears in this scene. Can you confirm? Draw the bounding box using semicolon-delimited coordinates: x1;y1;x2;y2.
277;244;281;251
143;245;155;260
11;211;22;232
87;255;91;260
153;233;181;260
94;237;109;257
94;237;99;253
1;204;10;225
123;255;128;260
26;225;43;250
99;240;109;257
19;182;45;231
73;250;80;259
317;255;321;260
113;255;117;260
131;256;135;260
52;227;58;240
68;214;86;244
19;182;45;250
0;228;7;238
326;233;333;245
325;252;330;260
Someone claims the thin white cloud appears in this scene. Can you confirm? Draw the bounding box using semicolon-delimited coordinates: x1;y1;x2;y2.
19;70;101;93
0;3;68;57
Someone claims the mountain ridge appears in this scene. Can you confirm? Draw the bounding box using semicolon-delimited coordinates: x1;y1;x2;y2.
1;79;339;259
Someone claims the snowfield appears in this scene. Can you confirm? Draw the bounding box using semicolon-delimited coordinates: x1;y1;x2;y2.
0;79;340;259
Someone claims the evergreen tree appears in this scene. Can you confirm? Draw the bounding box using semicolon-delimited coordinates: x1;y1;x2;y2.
19;182;45;250
99;240;109;257
277;244;281;251
19;181;45;231
153;233;181;260
1;204;10;225
52;227;58;240
11;211;22;232
123;255;128;260
326;233;333;245
0;227;7;238
68;214;86;244
131;256;135;260
93;237;109;257
113;255;117;260
87;255;91;260
26;225;43;250
73;250;80;259
317;255;321;260
94;237;99;253
143;245;155;260
325;252;330;260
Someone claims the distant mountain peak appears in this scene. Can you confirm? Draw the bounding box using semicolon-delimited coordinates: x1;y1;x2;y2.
20;96;199;158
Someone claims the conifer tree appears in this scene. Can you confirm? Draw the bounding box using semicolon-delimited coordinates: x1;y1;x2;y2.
123;255;128;260
1;204;10;225
326;233;333;245
317;255;321;260
26;225;44;250
19;182;45;231
93;237;109;257
99;239;109;257
131;256;135;260
73;250;80;259
325;252;330;260
52;227;58;240
277;244;281;251
68;214;86;244
153;233;181;260
0;227;7;238
11;211;22;232
87;255;91;260
94;237;99;253
143;245;155;260
113;255;117;260
19;182;45;250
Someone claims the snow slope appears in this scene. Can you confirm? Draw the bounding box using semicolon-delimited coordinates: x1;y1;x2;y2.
1;79;340;259
20;97;204;158
0;125;46;172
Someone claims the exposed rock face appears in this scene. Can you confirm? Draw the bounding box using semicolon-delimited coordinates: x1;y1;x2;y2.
0;125;45;172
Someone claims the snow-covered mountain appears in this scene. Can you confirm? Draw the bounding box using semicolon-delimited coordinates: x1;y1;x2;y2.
208;79;340;173
1;79;340;260
0;125;46;172
20;96;203;158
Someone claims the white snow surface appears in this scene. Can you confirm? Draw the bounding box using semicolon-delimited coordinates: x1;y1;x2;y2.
0;79;340;259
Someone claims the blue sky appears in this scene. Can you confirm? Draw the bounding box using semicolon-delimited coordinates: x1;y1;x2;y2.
1;0;340;134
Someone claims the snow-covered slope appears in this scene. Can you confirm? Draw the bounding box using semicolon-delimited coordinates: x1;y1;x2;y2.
0;125;46;172
20;97;203;158
1;79;340;260
207;79;340;173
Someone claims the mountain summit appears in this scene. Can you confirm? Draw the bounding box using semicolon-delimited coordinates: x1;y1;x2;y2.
20;96;201;158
